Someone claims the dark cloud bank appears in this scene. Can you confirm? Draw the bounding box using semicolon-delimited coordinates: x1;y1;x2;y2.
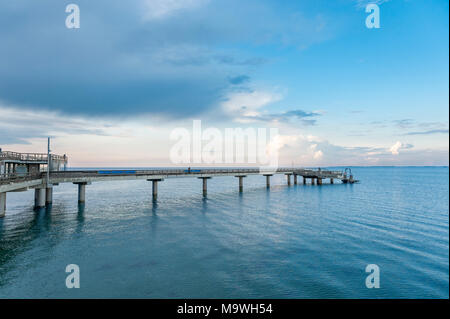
0;0;328;119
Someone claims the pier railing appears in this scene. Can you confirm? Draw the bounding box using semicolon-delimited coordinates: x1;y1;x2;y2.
0;151;67;162
0;172;43;185
47;167;345;178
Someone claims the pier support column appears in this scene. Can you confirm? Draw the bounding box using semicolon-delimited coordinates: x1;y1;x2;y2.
317;178;323;185
303;176;306;185
286;174;292;186
73;182;90;204
235;176;246;192
264;175;272;188
45;187;53;206
78;184;86;204
294;174;298;185
152;181;158;198
330;178;334;184
34;187;46;209
0;192;6;218
147;179;163;200
198;177;211;196
311;178;316;185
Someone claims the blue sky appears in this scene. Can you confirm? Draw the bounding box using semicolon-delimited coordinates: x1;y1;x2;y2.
0;0;448;166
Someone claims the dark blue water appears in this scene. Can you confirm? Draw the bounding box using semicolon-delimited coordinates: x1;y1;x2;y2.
0;167;448;298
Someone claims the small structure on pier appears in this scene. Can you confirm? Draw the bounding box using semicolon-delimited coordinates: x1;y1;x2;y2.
0;149;68;176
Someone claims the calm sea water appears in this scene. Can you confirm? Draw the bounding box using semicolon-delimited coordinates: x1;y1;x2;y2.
0;167;448;298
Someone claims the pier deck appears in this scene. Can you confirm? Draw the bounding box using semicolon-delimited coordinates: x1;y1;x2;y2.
0;148;358;217
0;167;357;217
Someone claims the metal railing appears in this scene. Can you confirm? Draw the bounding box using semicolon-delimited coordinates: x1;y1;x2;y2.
0;167;347;185
0;151;67;162
48;167;345;178
0;172;43;185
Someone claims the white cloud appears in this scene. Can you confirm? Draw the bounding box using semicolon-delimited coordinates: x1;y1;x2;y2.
313;150;324;160
141;0;209;20
355;0;390;9
221;89;283;123
389;141;413;155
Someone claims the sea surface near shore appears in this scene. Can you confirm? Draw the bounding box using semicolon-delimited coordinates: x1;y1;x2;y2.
0;166;448;298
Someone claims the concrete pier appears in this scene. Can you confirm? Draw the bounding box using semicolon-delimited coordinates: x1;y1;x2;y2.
0;192;6;218
1;163;355;215
235;176;246;192
147;179;163;199
198;177;211;196
152;180;157;198
46;187;53;206
264;175;272;188
74;182;89;204
34;187;46;209
286;174;292;186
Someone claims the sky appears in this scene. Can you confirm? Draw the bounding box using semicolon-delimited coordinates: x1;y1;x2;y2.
0;0;448;167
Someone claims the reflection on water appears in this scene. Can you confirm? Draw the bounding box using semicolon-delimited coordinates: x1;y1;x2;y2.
0;167;448;298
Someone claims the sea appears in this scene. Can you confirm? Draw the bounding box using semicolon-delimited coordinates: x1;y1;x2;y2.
0;166;448;298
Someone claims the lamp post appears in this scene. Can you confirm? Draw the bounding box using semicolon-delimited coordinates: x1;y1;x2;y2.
47;137;51;185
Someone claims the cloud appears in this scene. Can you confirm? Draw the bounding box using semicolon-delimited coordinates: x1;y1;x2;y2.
405;129;449;135
270;132;444;167
355;0;390;9
0;0;332;119
0;105;116;145
393;119;449;131
141;0;209;20
228;75;251;85
220;88;321;125
389;141;413;155
393;119;415;129
249;110;321;125
221;89;283;121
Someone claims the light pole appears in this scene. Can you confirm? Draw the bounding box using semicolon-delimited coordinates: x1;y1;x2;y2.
47;137;51;185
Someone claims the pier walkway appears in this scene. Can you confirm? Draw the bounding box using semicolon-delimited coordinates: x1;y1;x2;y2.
0;151;357;218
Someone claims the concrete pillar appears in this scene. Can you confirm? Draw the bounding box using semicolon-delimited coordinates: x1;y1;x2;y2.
0;192;6;218
147;179;163;200
198;177;211;196
235;176;246;192
311;178;316;185
46;187;53;206
330;178;334;184
78;184;86;203
286;174;291;186
152;180;158;198
317;178;323;185
73;182;90;203
294;174;298;185
303;176;306;185
34;188;46;209
264;175;272;188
